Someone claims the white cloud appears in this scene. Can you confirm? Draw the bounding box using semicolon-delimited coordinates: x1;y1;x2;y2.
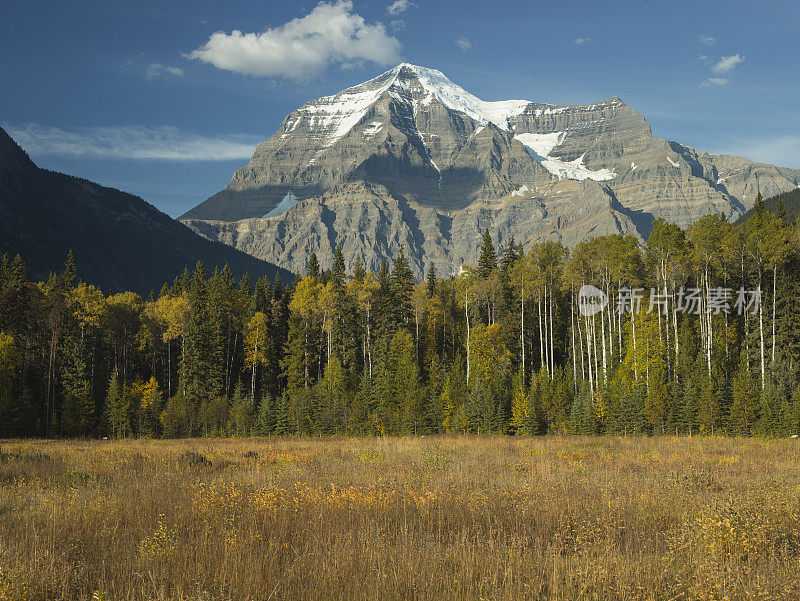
698;33;716;46
390;19;406;31
574;37;592;46
699;53;744;88
3;123;261;161
454;37;472;51
187;1;401;81
700;77;731;87
145;63;184;81
387;0;416;15
712;54;745;74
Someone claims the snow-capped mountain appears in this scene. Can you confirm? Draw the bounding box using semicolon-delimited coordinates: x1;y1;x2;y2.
181;63;800;279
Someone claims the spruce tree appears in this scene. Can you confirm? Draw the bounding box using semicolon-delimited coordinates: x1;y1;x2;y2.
391;247;415;327
754;191;765;218
478;229;497;278
730;353;758;435
255;391;274;435
426;264;437;297
307;253;320;280
500;236;518;274
776;198;787;221
353;255;366;283
332;247;346;286
104;368;129;438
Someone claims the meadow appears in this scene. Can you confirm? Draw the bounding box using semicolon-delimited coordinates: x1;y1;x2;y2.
1;436;799;601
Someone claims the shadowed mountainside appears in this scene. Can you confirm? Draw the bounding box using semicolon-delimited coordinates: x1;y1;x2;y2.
0;127;293;293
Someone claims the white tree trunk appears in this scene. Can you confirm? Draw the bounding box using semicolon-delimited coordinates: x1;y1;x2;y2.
521;283;525;381
465;291;470;383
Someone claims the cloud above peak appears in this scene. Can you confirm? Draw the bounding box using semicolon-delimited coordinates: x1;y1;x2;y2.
700;53;745;88
187;1;401;81
700;77;730;87
146;63;184;81
387;0;417;15
698;33;716;46
712;54;745;74
454;37;472;51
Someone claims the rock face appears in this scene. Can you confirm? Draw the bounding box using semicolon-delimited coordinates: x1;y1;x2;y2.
181;63;800;280
0;127;292;293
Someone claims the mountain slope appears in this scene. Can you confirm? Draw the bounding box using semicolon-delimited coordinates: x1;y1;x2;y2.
0;127;292;293
180;63;800;279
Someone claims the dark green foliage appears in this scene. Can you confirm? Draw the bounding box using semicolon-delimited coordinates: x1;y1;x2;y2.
478;229;497;278
0;127;290;295
1;189;799;439
738;188;800;224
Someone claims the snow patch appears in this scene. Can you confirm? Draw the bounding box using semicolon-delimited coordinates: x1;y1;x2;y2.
263;191;299;218
407;64;530;129
362;121;383;137
295;63;535;154
511;184;531;197
667;156;680;168
514;132;565;159
515;132;616;182
302;84;390;148
631;162;637;171
280;117;301;139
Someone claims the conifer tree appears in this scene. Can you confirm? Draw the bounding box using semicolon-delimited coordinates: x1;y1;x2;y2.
478;229;497;278
307;253;320;280
730;353;758;435
104;368;129;438
426;264;437;297
255;391;274;435
0;333;20;436
391;247;415;327
353;255;366;283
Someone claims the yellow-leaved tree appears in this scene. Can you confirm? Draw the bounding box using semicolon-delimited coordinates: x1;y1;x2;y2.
245;312;270;403
286;276;321;391
152;295;189;397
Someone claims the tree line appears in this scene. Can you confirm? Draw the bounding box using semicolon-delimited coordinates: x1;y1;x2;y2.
1;194;799;438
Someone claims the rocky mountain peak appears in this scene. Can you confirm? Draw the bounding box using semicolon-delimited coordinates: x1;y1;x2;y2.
180;65;800;279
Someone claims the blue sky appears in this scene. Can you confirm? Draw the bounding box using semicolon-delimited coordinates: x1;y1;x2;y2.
2;0;798;217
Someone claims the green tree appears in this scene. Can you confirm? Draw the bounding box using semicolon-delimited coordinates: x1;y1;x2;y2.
391;247;415;328
104;368;130;438
730;353;758;435
477;229;497;278
0;333;20;435
228;382;254;436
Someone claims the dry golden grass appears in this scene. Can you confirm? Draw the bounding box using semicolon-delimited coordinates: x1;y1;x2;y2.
1;436;799;600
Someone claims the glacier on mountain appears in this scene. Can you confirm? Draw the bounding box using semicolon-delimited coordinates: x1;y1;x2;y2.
515;132;616;182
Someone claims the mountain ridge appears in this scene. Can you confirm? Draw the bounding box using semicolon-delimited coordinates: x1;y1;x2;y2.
178;63;800;279
0;127;293;294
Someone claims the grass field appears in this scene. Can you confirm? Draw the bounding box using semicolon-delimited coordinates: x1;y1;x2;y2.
1;436;799;600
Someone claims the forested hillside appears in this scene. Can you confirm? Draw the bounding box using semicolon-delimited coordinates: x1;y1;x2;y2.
0;127;291;294
738;188;800;223
1;194;798;438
